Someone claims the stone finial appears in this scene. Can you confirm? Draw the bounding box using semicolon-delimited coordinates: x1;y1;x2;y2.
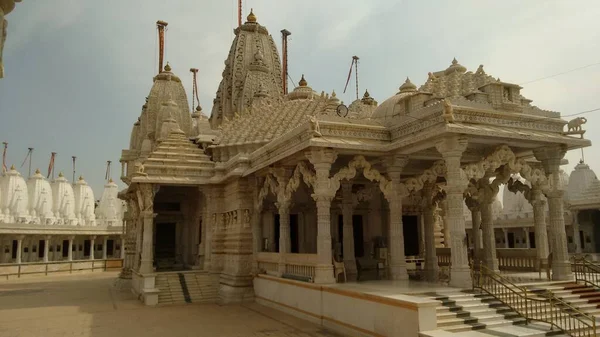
445;57;467;75
247;8;257;23
58;172;64;178
79;175;84;180
9;164;15;170
399;77;417;93
109;178;114;183
299;74;307;87
164;62;171;72
35;168;41;174
331;90;337;98
363;89;371;98
196;105;202;112
476;64;485;75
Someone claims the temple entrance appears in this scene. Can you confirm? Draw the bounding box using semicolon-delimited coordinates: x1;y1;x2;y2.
155;223;176;268
402;216;419;256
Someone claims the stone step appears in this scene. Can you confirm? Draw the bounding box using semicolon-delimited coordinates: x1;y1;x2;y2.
444;317;527;333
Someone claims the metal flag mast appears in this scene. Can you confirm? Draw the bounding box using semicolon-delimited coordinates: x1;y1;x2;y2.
343;56;360;100
156;20;168;74
105;160;112;182
281;29;291;95
72;156;76;183
19;147;34;178
2;142;7;173
190;68;200;110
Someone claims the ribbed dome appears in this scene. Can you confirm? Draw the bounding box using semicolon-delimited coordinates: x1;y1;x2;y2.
27;169;54;220
210;10;283;128
95;179;123;227
51;173;76;224
133;64;193;156
370;91;417;121
0;166;29;221
567;161;597;201
73;176;96;226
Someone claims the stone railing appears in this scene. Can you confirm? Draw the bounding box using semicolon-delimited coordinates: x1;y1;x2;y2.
436;247;451;267
284;253;317;280
256;252;317;281
497;248;538;272
0;258;123;280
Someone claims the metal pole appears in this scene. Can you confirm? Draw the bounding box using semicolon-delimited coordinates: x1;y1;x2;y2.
28;148;33;178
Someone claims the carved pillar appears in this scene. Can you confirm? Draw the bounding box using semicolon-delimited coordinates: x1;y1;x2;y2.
466;198;482;268
102;236;108;260
480;192;499;271
523;228;530;248
341;182;357;277
120;237;125;259
384;154;409;281
252;178;263;273
440;200;450;247
15;235;23;264
572;210;581;253
89;236;96;261
43;235;51;263
530;189;550;267
503;229;509;248
422;184;438;282
307;148;337;284
276;200;291;275
534;145;572;280
67;236;74;262
204;189;215;271
138;183;157;274
436;136;471;288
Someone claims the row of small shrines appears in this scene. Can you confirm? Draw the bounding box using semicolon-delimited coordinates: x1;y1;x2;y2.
0;235;124;264
0;167;124;227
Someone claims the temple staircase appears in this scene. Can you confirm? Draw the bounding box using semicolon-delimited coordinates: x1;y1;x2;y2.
419;290;567;337
155;271;218;305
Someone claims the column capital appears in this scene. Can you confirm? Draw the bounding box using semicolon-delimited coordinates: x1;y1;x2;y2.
305;148;337;166
465;196;480;211
90;235;97;240
436;135;469;158
312;194;334;204
383;154;409;176
16;234;25;240
67;235;75;240
44;235;52;240
533;145;567;165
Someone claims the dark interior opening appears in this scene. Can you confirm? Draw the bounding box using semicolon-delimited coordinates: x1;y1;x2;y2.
402;215;419;256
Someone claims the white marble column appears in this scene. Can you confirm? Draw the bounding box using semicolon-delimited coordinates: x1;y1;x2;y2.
523;228;530;248
102;237;108;260
67;236;74;261
140;211;156;273
341;182;357;278
502;229;509;248
120;237;125;259
16;235;23;264
43;235;50;263
530;189;550;266
277;200;291;275
572;210;581;253
466;198;482;268
534;145;572;280
307;148;337;284
89;236;96;261
481;193;499;271
423;185;439;282
384;154;409;281
436;136;471;288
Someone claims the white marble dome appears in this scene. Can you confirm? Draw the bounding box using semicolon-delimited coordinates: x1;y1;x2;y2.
0;166;30;222
567;161;597;201
370;78;418;121
27;169;54;221
51;172;77;225
95;179;123;227
73;176;96;226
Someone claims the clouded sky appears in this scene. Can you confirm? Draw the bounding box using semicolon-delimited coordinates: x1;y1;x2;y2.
1;0;599;197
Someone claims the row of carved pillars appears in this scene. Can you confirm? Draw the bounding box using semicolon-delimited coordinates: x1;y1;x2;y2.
464;145;572;281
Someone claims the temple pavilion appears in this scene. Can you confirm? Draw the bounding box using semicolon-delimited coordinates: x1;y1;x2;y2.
118;10;592;311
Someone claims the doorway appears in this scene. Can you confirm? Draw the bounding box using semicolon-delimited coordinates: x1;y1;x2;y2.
337;214;365;258
62;240;69;258
273;214;299;253
155;223;177;261
507;232;515;248
402;216;419;256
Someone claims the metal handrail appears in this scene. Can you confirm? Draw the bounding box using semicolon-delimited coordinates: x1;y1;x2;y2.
473;265;596;337
572;255;600;289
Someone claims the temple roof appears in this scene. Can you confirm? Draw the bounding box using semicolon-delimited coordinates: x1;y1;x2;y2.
570;177;600;209
567;161;597;201
131;128;215;185
209;10;283;128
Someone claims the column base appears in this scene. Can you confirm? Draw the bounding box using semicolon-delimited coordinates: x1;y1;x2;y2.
424;266;439;282
119;269;132;279
449;266;472;289
389;264;409;281
314;264;335;284
483;258;500;273
552;260;574;281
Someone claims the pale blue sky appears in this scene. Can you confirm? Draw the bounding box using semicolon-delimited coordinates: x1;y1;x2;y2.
1;0;599;196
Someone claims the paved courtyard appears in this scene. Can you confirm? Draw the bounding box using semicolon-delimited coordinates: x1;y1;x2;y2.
0;272;342;337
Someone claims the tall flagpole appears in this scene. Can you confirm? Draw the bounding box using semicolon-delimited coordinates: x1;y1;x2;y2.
28;148;33;178
72;156;77;183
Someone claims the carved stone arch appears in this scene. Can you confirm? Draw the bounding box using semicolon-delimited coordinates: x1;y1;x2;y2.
283;161;316;201
256;174;278;211
403;160;447;193
461;145;550;192
329;155;394;199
